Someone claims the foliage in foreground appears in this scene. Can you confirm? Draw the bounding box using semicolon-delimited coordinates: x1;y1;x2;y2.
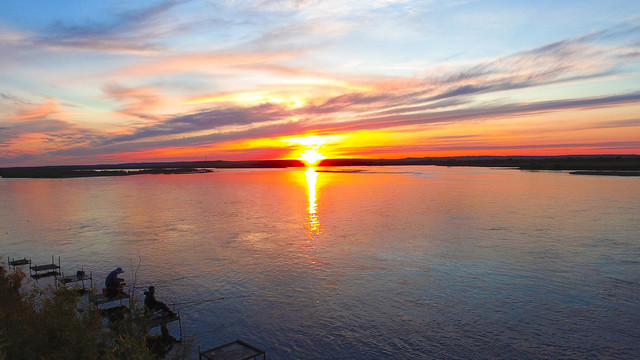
0;266;193;360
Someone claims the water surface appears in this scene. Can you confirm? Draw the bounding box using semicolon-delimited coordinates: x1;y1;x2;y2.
2;166;639;359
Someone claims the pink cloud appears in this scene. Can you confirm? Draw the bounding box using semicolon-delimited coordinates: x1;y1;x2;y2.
102;83;165;121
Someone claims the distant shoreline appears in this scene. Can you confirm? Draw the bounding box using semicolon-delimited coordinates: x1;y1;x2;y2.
0;167;213;179
1;155;639;178
569;170;640;176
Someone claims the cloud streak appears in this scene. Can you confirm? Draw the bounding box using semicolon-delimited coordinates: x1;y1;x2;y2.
32;1;179;54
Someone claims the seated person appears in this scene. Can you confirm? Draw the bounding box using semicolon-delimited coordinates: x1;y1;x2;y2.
144;286;175;316
105;267;126;297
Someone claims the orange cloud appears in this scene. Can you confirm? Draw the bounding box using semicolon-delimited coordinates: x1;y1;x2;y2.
113;50;303;79
9;98;59;122
102;83;166;121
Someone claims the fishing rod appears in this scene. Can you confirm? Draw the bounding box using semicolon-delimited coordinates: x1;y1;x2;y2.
129;275;192;290
171;293;253;310
173;297;225;306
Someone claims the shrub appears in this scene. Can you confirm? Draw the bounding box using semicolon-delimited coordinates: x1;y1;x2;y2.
0;266;192;359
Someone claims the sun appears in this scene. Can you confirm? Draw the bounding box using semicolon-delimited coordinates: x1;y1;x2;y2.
282;135;338;166
299;148;325;165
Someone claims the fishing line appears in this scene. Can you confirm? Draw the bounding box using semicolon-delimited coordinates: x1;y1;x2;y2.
129;275;192;290
173;296;226;311
172;294;254;311
119;270;251;312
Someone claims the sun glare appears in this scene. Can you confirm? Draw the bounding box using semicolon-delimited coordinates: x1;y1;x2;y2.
282;135;336;165
299;148;325;165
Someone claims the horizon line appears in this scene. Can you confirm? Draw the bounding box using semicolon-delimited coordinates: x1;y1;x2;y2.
2;154;638;170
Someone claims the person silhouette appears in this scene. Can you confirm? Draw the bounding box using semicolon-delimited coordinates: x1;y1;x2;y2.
105;267;125;297
144;286;175;316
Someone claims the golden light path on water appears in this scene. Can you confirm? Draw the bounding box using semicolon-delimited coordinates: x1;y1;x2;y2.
305;167;321;237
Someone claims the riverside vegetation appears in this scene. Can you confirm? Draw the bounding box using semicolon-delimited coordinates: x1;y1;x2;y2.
0;266;193;360
1;156;638;178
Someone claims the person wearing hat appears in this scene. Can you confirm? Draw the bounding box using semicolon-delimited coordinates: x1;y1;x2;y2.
105;267;126;297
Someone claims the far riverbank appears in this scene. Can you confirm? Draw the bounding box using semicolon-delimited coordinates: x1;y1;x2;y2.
1;155;639;178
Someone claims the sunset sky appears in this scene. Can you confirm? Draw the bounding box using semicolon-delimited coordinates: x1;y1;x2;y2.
1;1;640;166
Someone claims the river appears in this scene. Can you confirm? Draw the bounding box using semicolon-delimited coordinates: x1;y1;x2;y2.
1;166;639;359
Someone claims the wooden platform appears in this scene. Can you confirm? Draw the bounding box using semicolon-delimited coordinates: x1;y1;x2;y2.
90;292;129;306
58;270;93;292
148;312;180;329
29;256;61;279
58;272;92;284
8;257;31;268
199;339;266;360
30;263;60;279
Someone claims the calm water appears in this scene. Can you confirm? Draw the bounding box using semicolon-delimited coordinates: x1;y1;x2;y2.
1;166;639;359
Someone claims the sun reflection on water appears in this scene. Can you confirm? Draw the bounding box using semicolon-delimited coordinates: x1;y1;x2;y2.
305;167;321;235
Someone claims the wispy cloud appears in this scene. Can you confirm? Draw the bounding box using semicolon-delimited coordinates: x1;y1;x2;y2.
110;49;305;80
99;103;287;145
309;92;640;133
102;83;165;121
32;1;179;54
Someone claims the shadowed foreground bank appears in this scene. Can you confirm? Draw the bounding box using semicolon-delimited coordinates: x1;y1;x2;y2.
0;267;193;360
1;156;639;178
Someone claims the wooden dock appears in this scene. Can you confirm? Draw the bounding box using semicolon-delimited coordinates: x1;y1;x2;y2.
58;270;93;292
90;292;130;306
30;256;61;279
148;312;180;329
58;272;92;284
8;257;31;269
199;339;266;360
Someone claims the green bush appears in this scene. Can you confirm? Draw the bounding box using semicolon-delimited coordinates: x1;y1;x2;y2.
0;266;192;359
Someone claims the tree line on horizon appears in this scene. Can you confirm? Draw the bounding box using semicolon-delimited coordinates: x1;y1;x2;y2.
0;156;639;178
